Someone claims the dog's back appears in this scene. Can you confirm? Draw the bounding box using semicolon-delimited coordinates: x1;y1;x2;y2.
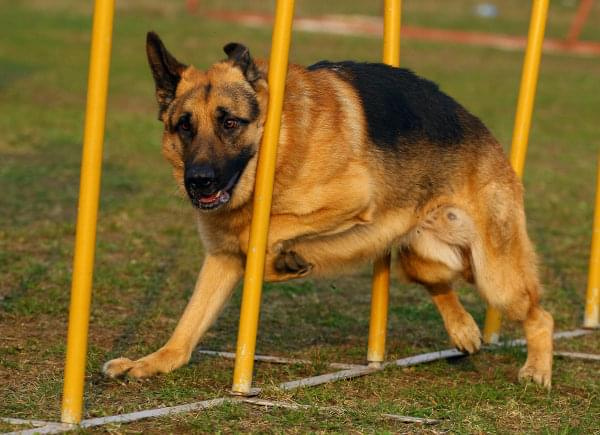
272;60;513;217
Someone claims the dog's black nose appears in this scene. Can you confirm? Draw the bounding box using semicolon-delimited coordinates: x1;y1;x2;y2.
185;164;217;193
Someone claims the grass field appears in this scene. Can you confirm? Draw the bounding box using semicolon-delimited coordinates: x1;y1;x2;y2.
1;0;600;433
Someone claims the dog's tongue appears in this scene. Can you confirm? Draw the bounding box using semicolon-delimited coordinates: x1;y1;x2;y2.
199;191;221;204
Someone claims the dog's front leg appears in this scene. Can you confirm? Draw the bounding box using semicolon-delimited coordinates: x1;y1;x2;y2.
265;210;414;280
103;254;243;378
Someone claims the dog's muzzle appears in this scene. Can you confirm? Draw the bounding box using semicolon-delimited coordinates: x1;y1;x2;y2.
184;164;239;210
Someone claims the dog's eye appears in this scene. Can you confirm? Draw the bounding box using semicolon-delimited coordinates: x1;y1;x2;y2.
177;115;192;132
223;118;239;130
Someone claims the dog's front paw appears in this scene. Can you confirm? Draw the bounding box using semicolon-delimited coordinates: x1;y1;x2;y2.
274;249;313;277
103;357;136;378
270;239;291;255
103;347;188;379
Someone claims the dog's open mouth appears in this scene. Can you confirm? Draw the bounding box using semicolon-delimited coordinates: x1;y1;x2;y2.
192;171;240;210
198;190;230;208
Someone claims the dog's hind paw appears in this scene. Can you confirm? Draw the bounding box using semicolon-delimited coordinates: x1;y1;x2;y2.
518;362;552;390
274;249;313;277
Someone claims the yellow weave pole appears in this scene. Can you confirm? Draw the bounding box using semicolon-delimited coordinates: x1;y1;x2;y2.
382;0;401;67
367;0;401;367
483;0;548;344
61;0;114;424
231;0;295;395
368;255;392;366
584;153;600;328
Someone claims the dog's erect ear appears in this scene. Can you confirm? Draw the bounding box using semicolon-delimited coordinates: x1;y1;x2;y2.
223;42;263;85
146;31;187;120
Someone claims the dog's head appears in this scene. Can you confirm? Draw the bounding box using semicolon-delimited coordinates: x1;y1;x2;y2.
146;32;268;211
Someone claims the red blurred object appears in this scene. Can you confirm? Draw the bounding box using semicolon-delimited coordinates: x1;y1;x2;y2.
186;0;199;14
566;0;594;45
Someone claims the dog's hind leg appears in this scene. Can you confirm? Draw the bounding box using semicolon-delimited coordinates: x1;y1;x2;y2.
397;206;481;354
103;254;243;378
427;283;481;354
470;184;554;388
397;256;481;354
471;231;554;388
407;196;553;387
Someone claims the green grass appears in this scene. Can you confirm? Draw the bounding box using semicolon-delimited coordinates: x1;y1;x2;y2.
1;0;599;433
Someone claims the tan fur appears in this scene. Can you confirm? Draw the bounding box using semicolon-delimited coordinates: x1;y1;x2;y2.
104;36;553;388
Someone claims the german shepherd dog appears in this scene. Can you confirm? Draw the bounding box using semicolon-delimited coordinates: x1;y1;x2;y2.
103;32;554;388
